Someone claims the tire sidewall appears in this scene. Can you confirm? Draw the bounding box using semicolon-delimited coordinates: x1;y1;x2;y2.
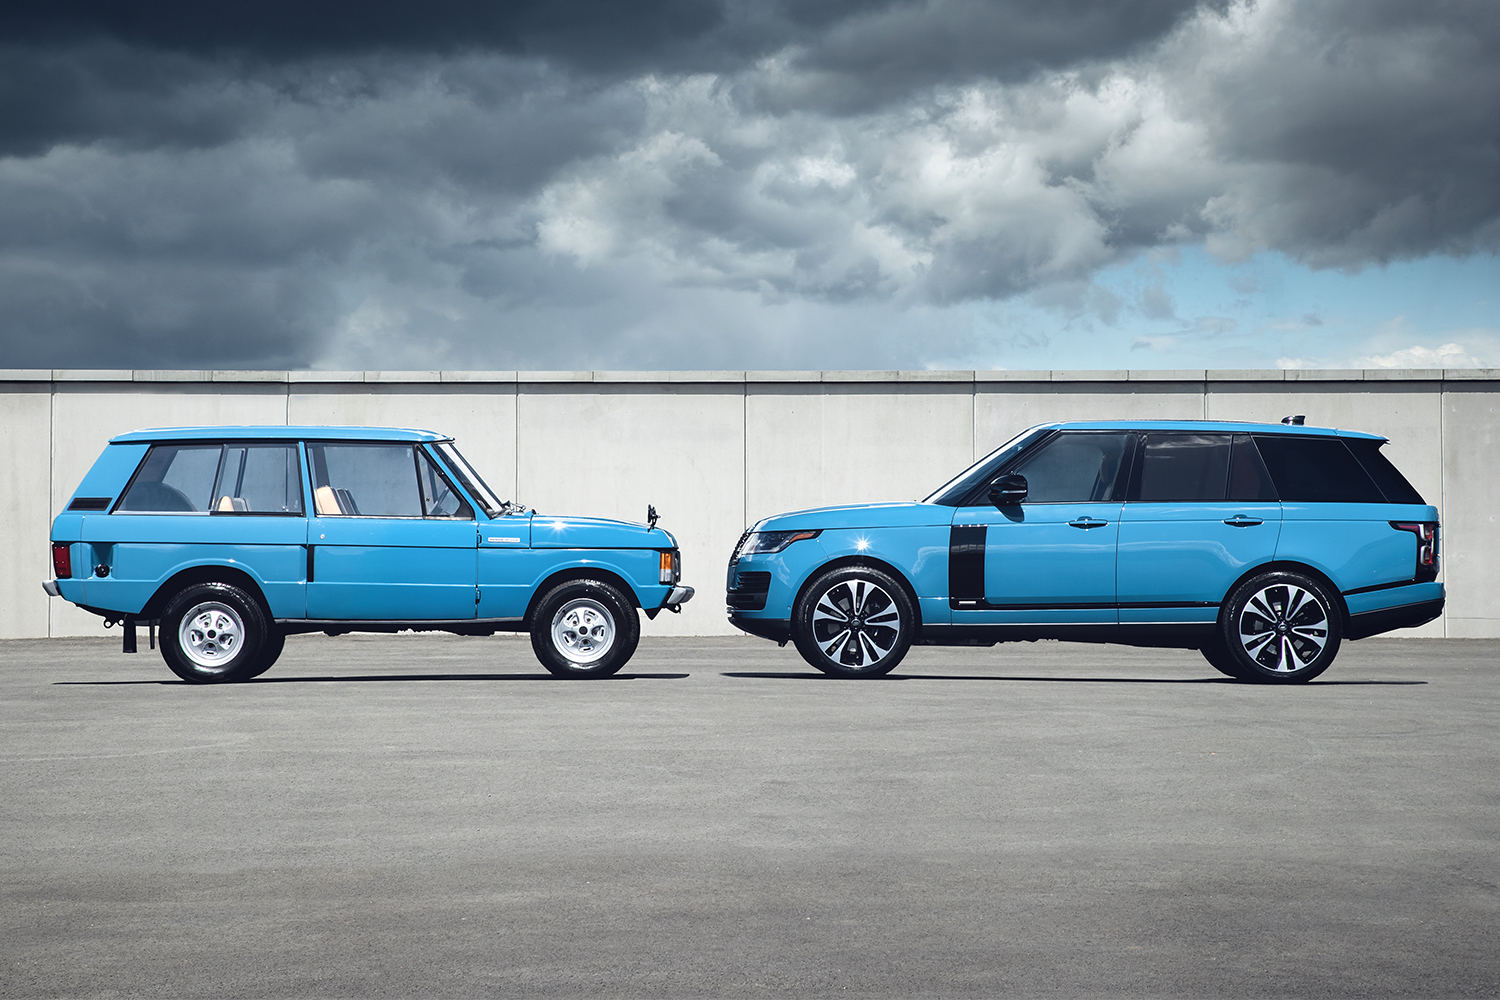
160;582;268;683
1220;570;1343;683
792;565;915;677
530;578;640;678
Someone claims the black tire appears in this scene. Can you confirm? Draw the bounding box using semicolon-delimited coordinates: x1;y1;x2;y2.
1218;570;1343;684
1199;635;1251;680
530;578;640;678
242;626;285;680
159;582;269;683
792;565;915;677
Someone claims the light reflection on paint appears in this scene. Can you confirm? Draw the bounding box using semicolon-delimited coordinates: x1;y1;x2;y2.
854;536;871;551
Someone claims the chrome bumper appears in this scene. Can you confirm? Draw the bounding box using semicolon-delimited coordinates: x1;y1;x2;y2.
663;585;695;611
41;580;60;598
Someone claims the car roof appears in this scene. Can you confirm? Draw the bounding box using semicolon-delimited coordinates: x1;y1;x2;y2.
110;426;450;444
1030;420;1385;441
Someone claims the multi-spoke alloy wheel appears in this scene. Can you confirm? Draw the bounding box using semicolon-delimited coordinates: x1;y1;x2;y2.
1219;571;1342;683
159;581;270;683
793;566;915;677
530;578;640;678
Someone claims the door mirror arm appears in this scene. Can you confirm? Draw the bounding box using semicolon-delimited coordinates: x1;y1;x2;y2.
987;474;1028;508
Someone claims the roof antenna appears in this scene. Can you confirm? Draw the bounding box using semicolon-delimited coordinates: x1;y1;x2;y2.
1281;414;1305;425
647;504;659;530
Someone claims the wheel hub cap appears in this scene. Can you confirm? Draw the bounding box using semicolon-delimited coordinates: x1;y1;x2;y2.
180;602;243;670
551;599;616;666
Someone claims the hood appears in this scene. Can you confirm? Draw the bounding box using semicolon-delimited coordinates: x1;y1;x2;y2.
753;502;951;532
528;513;677;549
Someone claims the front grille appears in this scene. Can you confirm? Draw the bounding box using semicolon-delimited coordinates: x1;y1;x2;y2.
727;571;771;611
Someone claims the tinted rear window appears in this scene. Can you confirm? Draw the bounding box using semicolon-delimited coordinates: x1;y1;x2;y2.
1251;436;1385;503
1343;439;1425;505
1134;433;1231;502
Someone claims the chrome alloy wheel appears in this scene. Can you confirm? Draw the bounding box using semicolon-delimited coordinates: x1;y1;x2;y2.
811;577;903;670
179;602;244;669
1237;583;1330;673
550;598;616;665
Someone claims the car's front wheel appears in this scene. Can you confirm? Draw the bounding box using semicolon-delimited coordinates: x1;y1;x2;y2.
159;582;270;683
530;578;641;678
792;565;915;677
1218;570;1343;683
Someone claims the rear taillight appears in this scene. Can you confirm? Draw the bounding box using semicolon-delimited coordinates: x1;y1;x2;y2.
659;550;680;585
52;542;72;579
1391;522;1439;581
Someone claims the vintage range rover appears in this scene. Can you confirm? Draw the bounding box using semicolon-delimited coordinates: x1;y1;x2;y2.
726;419;1443;682
46;426;693;682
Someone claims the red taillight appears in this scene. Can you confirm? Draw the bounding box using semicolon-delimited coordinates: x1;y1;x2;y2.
52;542;72;579
1391;522;1439;578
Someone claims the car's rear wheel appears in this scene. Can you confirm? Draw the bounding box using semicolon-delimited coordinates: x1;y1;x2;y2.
530;578;640;678
792;565;915;677
1218;570;1343;683
159;582;269;683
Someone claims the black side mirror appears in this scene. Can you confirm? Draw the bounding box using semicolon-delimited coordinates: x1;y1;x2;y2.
987;473;1028;507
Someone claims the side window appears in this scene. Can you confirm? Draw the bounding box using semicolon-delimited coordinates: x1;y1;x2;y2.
418;450;473;518
1132;433;1231;502
212;445;303;514
118;445;220;512
1227;434;1278;502
1252;436;1385;503
307;443;422;517
1001;432;1132;503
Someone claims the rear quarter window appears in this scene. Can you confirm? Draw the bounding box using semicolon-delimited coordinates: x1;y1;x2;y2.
1251;436;1386;503
1342;439;1426;505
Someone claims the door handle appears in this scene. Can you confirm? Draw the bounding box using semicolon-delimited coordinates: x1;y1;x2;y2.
1223;515;1264;527
1068;517;1109;529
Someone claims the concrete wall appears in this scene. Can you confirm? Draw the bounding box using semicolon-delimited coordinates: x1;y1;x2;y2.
4;368;1496;639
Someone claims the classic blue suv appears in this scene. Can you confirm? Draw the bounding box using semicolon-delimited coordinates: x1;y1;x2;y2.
726;420;1443;682
46;427;694;682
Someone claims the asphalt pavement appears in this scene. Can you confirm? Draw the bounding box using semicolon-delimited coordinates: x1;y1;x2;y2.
2;633;1497;998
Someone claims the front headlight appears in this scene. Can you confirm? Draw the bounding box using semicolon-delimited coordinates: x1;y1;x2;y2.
739;529;822;558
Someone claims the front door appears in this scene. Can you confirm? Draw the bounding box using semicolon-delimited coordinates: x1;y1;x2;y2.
952;431;1133;625
305;442;477;621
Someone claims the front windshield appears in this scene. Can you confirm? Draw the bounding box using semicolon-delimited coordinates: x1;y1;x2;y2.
923;426;1052;506
435;442;514;519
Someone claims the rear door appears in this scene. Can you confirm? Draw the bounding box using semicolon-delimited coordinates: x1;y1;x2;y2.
305;442;478;621
1116;433;1282;625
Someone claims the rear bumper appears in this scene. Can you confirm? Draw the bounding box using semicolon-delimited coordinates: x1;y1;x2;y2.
1348;597;1445;640
41;580;60;598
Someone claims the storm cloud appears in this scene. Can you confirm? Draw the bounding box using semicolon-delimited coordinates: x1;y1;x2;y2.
1;0;1496;369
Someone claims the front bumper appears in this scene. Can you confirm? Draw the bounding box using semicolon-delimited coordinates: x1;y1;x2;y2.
661;585;695;611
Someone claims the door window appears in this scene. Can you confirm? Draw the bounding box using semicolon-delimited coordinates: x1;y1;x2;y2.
212;444;303;514
418;450;473;518
1131;433;1231;502
307;443;423;517
1002;432;1132;503
1227;434;1278;502
118;445;221;511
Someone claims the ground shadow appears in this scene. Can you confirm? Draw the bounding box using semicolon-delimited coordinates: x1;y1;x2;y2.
721;671;1426;685
57;672;691;686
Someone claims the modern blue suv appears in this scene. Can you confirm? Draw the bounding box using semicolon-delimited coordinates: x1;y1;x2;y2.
726;420;1442;682
46;426;694;682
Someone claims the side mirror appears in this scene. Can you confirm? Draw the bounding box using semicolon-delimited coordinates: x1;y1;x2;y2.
987;474;1028;508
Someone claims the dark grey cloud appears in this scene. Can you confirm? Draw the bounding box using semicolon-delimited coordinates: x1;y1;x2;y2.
0;0;1497;370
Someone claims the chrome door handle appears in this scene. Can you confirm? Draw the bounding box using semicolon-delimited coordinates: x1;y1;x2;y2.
1223;515;1264;527
1068;517;1109;529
